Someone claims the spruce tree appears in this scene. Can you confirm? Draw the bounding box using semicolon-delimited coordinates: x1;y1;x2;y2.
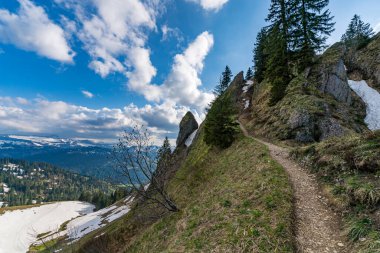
290;0;335;67
204;94;238;149
157;137;171;166
265;25;291;105
213;66;233;96
245;67;253;80
253;28;269;83
221;66;232;91
341;15;374;49
265;0;292;105
266;0;291;52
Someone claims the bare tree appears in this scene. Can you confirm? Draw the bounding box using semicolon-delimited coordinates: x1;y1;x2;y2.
112;126;179;212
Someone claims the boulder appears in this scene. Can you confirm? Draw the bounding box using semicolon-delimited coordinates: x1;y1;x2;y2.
176;112;199;147
318;54;352;104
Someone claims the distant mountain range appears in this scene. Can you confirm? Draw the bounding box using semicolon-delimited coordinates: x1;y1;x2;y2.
0;135;114;178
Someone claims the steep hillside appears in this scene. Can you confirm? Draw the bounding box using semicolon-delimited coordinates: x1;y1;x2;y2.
65;124;294;252
244;43;368;144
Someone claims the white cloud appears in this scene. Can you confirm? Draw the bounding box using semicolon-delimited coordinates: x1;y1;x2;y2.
187;0;229;11
0;0;74;62
56;0;159;77
82;90;94;98
161;25;183;42
127;32;215;110
0;96;197;144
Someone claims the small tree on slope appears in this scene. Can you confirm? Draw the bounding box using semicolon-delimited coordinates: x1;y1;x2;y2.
246;67;254;80
204;95;238;149
112;127;179;213
341;14;374;49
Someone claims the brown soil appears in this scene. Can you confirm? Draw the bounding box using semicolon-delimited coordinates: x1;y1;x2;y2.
238;121;351;253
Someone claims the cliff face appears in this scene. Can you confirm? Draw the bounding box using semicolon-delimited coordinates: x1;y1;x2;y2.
243;43;368;143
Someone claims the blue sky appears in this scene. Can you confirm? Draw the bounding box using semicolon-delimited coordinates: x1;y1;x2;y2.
0;0;379;144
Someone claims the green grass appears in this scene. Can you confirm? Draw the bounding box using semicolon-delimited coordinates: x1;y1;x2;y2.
125;131;294;252
292;131;380;252
67;128;295;252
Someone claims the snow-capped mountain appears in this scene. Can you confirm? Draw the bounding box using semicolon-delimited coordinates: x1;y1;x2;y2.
0;135;109;148
0;135;113;178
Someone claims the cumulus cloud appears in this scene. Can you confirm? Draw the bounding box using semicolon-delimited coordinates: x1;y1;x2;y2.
0;0;74;62
187;0;229;11
55;0;158;78
56;1;214;111
0;96;198;144
82;90;94;98
127;32;215;110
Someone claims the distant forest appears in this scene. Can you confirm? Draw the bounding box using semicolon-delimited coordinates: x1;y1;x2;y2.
0;159;128;209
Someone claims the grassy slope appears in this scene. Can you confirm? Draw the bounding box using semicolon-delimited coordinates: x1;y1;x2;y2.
68;129;294;252
292;131;380;252
126;130;294;252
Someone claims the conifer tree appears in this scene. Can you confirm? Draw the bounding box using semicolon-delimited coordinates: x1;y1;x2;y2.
265;0;292;105
266;25;291;105
253;28;269;83
204;94;238;149
266;0;291;52
290;0;335;67
213;66;232;96
157;137;172;167
341;15;374;49
245;67;253;80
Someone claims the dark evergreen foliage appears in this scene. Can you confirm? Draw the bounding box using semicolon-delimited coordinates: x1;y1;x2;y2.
265;25;292;105
253;28;269;83
341;14;374;49
290;0;335;67
0;159;115;208
204;95;238;149
245;67;254;80
214;66;233;96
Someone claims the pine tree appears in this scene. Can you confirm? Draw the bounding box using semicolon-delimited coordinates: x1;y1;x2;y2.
290;0;335;67
157;137;171;166
245;67;253;80
266;0;291;52
253;28;269;83
341;14;374;49
214;66;233;96
204;94;238;149
265;0;292;104
265;25;291;105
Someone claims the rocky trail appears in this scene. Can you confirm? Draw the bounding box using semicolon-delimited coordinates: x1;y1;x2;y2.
238;121;350;253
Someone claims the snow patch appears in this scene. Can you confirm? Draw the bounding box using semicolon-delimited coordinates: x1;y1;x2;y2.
185;130;198;147
242;80;254;93
65;196;134;240
244;100;250;110
0;201;94;253
348;80;380;130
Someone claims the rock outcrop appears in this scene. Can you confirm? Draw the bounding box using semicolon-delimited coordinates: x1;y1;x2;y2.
313;44;352;104
176;112;198;147
345;33;380;92
246;42;368;143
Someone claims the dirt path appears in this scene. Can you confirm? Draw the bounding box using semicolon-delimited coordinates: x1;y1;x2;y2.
238;121;350;253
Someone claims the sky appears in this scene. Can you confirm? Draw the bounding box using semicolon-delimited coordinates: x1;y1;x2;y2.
0;0;379;145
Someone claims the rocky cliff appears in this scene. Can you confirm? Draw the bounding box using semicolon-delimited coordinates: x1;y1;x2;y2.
241;43;368;143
